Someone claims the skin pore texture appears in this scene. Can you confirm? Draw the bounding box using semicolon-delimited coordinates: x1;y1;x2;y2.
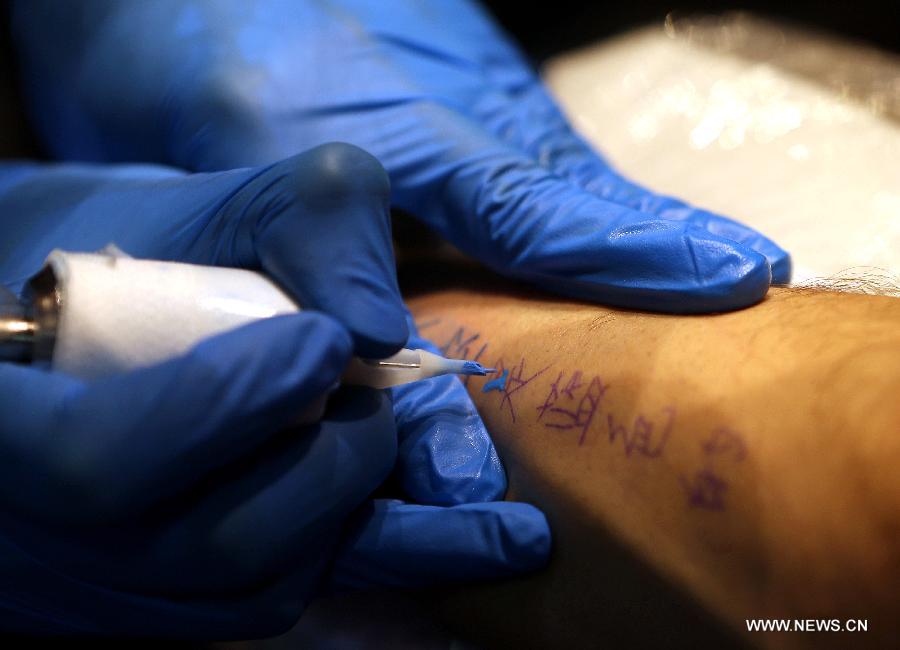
404;271;900;650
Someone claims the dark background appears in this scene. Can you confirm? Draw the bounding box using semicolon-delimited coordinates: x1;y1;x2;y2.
2;1;898;158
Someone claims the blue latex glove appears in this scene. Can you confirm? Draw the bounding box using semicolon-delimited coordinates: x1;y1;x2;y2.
13;0;791;313
0;146;549;636
329;318;527;592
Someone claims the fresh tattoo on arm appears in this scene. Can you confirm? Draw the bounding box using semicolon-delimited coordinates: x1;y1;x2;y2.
418;317;747;513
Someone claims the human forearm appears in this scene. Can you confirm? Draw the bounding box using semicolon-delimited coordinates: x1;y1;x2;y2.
408;285;900;648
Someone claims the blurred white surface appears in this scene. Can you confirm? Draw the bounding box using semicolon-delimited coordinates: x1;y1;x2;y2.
544;18;900;287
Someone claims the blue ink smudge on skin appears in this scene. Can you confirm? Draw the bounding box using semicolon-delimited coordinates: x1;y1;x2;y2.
482;369;509;393
462;360;488;375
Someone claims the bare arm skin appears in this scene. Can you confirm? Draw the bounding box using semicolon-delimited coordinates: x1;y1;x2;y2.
406;281;900;649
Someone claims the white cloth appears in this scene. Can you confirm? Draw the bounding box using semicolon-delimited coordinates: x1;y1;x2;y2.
544;22;900;287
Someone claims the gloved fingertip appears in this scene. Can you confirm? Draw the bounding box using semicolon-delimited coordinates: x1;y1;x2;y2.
287;142;408;357
677;234;773;313
692;212;791;287
482;501;552;574
343;299;410;359
767;247;792;285
732;232;791;287
241;145;406;359
329;500;551;593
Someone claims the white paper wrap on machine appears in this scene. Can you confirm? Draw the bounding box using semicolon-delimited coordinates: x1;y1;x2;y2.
47;250;299;379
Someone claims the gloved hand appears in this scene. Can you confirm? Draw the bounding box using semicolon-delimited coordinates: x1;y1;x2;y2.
0;145;549;637
13;0;791;313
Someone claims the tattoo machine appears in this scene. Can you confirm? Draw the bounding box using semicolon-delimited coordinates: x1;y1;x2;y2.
0;248;495;387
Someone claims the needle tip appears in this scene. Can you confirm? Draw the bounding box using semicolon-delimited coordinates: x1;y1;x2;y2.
460;360;493;376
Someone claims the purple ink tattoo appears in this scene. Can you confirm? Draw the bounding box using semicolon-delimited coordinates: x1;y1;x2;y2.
415;318;442;332
490;357;552;422
701;427;747;462
607;406;675;458
682;427;747;511
679;468;728;511
537;371;608;445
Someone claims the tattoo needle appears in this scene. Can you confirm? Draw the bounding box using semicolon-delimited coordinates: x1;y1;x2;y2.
342;349;497;389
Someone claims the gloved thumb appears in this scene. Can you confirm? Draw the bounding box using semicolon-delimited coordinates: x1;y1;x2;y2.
216;143;408;359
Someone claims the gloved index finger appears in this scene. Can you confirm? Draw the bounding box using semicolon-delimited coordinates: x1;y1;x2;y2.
474;80;792;284
78;387;398;597
0;313;351;524
328;498;551;593
386;102;773;313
